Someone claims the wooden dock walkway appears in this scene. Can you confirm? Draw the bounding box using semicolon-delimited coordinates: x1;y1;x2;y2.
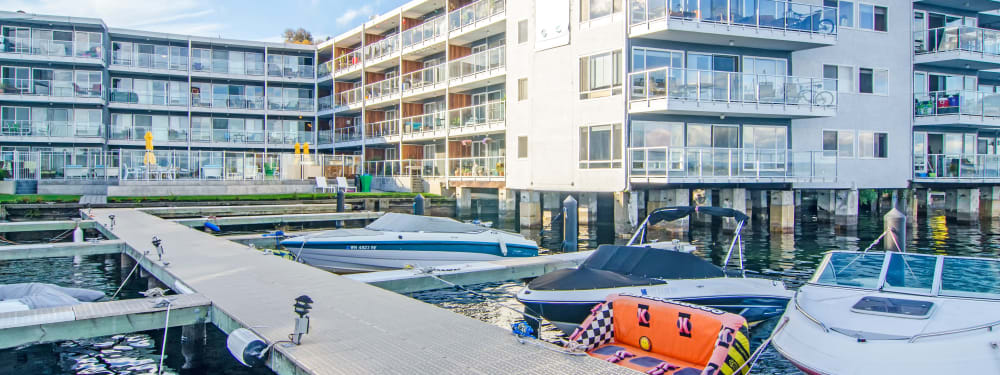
86;208;629;374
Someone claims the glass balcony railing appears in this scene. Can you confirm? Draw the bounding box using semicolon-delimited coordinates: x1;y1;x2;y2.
267;98;315;112
318;61;333;77
364;157;504;179
366;119;400;138
0;120;102;138
915;154;1000;180
629;68;837;108
190;95;265;110
449;46;505;80
402;16;446;49
402;111;446;135
914;90;1000;118
629;147;835;180
318;95;334;111
267;63;315;79
318;130;333;144
109;90;189;106
449;0;506;30
0;37;104;60
401;63;446;92
334;126;363;142
337;86;363;106
0;78;103;98
629;0;837;35
365;34;400;61
112;52;188;71
191;60;265;77
265;131;311;145
449;101;505;129
449;156;505;178
914;26;1000;56
331;49;363;74
112;126;191;143
364;77;400;101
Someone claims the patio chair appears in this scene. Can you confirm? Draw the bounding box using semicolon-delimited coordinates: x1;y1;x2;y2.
336;176;357;192
315;176;335;193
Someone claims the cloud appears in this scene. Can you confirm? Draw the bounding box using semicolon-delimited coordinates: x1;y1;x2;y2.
0;0;224;36
336;5;373;26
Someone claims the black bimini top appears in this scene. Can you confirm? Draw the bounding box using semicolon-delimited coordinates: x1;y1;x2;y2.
647;206;749;226
527;245;725;291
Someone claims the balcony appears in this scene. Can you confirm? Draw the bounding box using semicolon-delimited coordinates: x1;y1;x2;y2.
1;150;120;180
0;78;104;105
628;68;836;118
318;95;335;112
191;60;265;81
402;111;447;141
364;34;400;67
0;36;104;65
913;0;1000;12
265;131;312;146
401;63;446;99
109;91;189;111
365;156;504;181
914;154;1000;183
366;119;400;143
449;100;505;137
914;91;1000;127
112;126;192;145
629;147;836;184
318;129;333;146
267;63;315;82
336;87;364;110
0;120;103;142
448;46;506;89
628;0;837;51
914;26;1000;70
110;52;188;76
334;126;363;145
448;0;506;44
267;98;315;114
329;49;364;78
401;16;447;57
363;77;401;107
190;95;266;114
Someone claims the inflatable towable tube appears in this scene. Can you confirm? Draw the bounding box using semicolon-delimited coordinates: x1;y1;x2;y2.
568;293;750;375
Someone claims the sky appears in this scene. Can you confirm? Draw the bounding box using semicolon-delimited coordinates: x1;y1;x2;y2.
0;0;412;43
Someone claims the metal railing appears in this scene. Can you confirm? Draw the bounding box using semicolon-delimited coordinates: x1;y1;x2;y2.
402;15;446;49
265;131;312;145
915;90;1000;118
915;26;1000;56
402;111;447;135
449;101;505;130
365;156;504;179
112;51;188;71
318;60;333;77
0;78;103;98
112;126;190;143
367;119;400;138
364;77;400;101
449;0;506;30
629;147;836;181
0;120;102;138
449;46;505;80
334;126;363;142
401;63;446;92
365;34;400;61
109;90;189;107
268;98;315;112
318;130;333;144
0;150;119;180
268;63;315;79
191;60;265;77
337;86;363;107
914;154;1000;180
190;95;265;111
629;0;837;35
330;49;363;74
629;68;837;108
318;95;334;111
0;37;104;59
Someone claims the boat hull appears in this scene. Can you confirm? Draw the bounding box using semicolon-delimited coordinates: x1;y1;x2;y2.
290;247;519;273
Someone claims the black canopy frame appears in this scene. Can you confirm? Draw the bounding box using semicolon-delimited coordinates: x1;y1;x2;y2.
627;206;750;275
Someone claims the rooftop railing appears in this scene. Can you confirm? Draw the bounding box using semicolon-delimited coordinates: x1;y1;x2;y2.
449;0;506;30
402;16;446;49
0;78;103;99
401;63;446;92
914;90;1000;118
0;120;102;138
914;153;1000;180
449;101;505;129
629;67;837;108
915;26;1000;56
629;0;837;35
449;45;505;80
629;147;836;181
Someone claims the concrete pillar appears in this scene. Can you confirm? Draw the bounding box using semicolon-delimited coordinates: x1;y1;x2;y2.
541;191;561;230
719;188;747;231
834;189;859;231
950;188;980;224
794;190;803;209
980;186;1000;221
749;190;768;222
147;276;167;291
877;190;892;216
518;191;542;230
562;195;579;252
613;191;632;239
691;188;713;225
647;189;689;234
498;189;516;215
816;190;836;222
904;189;919;227
944;190;957;219
769;191;794;233
916;188;930;214
181;323;206;370
120;253;136;283
455;187;472;216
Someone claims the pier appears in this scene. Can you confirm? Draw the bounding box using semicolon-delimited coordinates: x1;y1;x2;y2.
0;209;627;374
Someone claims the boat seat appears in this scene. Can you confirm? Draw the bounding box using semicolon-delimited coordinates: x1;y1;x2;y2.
588;342;704;374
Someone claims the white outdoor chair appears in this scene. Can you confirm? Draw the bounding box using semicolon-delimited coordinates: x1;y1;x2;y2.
315;176;335;193
336;176;357;192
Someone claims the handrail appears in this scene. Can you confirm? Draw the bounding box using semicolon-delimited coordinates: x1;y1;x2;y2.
793;291;829;333
402;15;446;49
628;146;834;181
364;77;400;101
629;0;837;35
112;51;188;71
337;86;364;106
628;67;837;107
448;45;505;80
402;110;447;134
0;78;103;98
913;90;1000;118
364;34;400;61
449;100;506;128
914;26;1000;56
909;319;1000;343
401;63;446;92
366;118;400;137
110;90;189;106
449;0;506;30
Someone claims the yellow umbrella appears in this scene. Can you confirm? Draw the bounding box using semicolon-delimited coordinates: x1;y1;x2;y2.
143;131;156;165
303;142;310;155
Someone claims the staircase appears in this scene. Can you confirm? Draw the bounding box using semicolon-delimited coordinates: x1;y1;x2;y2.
410;175;424;193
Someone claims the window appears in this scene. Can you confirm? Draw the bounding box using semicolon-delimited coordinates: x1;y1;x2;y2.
823;130;855;157
518;78;528;101
839;1;854;28
518;136;528;158
823;64;838;91
518;20;528;44
579;50;622;99
631;47;682;71
579;123;622;168
859;3;888;31
580;0;622;22
860;131;888;158
858;67;887;95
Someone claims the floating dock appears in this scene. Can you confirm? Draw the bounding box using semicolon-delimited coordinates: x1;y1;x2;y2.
4;208;626;374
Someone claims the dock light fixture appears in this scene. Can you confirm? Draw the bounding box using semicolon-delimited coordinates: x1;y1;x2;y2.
152;236;164;261
108;214;115;230
291;295;313;345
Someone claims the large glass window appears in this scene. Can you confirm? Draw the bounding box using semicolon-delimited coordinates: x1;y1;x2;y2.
859;3;888;31
580;0;622;22
191;48;211;71
858;67;888;95
823;130;855;157
579;49;622;99
631;121;684;148
580;123;622;168
839;0;854;28
631;47;682;71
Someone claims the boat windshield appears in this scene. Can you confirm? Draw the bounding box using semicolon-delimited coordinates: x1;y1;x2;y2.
812;251;1000;300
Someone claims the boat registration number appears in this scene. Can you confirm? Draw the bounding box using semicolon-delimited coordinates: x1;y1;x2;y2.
348;245;377;250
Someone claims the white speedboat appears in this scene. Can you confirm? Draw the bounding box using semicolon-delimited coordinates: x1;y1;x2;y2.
282;213;538;273
516;206;792;335
772;250;1000;374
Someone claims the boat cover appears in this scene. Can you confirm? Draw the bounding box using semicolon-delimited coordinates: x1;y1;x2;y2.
0;283;105;309
365;213;488;234
647;206;749;226
527;245;724;291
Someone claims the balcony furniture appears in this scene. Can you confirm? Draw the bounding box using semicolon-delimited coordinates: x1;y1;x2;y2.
335;176;357;192
64;165;88;179
314;176;335;193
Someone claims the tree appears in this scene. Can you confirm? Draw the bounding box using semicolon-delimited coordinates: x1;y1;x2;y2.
283;28;314;45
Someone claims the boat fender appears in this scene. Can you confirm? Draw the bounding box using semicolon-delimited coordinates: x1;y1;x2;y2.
511;321;535;338
204;222;221;232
